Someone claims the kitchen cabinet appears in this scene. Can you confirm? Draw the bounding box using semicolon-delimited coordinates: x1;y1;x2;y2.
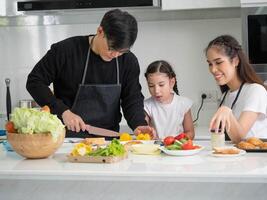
161;0;240;11
241;0;267;7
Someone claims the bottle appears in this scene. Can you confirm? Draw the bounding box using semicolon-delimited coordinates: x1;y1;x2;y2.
0;113;6;136
210;130;225;149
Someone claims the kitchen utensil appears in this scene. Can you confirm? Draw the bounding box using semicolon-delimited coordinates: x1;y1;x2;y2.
5;78;11;121
87;125;120;137
19;99;37;108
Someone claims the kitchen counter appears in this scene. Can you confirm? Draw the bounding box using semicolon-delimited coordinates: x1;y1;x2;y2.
1;141;267;182
1;138;267;200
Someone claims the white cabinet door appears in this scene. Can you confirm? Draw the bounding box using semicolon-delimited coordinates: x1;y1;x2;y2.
241;0;267;7
161;0;240;11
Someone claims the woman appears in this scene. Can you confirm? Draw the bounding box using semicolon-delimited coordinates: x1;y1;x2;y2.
206;35;267;143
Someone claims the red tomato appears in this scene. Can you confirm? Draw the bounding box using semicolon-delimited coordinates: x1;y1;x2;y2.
182;140;195;150
163;136;175;146
174;133;187;140
5;121;16;133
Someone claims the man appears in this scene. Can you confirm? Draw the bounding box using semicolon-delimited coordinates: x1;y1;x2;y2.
26;9;154;138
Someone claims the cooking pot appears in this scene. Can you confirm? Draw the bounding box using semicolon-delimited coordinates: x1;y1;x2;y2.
19;99;38;108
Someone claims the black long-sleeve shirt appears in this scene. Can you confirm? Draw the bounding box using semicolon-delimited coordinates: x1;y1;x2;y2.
26;36;147;131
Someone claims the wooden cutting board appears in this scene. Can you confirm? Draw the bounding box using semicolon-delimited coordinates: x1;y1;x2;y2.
67;153;128;163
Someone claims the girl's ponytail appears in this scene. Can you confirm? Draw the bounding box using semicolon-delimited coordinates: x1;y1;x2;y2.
173;81;179;95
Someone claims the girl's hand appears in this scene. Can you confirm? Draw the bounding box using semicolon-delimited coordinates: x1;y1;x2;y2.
62;109;87;132
134;125;158;139
209;106;232;134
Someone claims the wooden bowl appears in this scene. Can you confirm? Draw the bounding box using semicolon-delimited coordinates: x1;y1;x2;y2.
7;129;65;159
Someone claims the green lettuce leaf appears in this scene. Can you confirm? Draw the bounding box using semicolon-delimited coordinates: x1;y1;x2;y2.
10;107;65;141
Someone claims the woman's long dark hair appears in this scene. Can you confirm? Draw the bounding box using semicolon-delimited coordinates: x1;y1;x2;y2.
144;60;179;95
205;35;266;93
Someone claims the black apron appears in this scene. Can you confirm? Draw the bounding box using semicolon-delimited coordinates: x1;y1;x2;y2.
66;37;121;138
219;82;244;140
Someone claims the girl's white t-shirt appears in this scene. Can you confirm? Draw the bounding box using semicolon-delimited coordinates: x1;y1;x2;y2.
144;94;193;139
222;83;267;139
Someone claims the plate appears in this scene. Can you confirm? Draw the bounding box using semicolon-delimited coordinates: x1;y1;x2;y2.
159;146;204;156
234;143;267;153
210;149;246;157
120;140;155;145
131;144;161;155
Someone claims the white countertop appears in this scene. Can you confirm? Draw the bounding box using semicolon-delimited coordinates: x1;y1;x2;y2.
1;139;267;183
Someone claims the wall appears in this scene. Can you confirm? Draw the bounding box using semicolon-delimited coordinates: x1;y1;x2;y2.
0;16;241;128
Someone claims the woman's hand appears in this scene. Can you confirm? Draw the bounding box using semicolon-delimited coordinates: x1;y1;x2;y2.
134;125;157;139
209;106;232;134
62;109;87;132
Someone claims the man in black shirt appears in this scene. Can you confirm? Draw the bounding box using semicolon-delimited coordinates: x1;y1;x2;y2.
26;9;155;138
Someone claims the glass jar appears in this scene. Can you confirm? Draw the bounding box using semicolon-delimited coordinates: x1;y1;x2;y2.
0;113;6;136
211;132;225;149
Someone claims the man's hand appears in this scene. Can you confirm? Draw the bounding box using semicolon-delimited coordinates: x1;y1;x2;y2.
134;125;158;139
62;110;87;132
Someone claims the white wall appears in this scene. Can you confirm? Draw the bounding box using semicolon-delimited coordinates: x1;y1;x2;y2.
0;17;241;127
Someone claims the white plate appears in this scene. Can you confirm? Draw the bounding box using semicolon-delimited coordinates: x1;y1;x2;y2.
120;140;155;145
159;146;204;156
131;144;161;155
210;149;246;157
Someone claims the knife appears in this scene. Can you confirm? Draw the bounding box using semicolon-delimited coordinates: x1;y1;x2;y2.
86;125;120;137
5;78;11;121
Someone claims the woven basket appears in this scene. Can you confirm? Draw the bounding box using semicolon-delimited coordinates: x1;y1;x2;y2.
7;129;65;159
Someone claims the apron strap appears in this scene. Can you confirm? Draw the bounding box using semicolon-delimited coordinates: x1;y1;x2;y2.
116;57;119;85
219;82;245;109
219;82;245;140
81;46;91;85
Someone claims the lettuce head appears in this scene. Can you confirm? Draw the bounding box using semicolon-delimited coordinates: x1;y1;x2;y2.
10;107;65;140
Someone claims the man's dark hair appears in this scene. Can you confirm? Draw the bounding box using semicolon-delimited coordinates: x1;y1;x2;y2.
100;9;138;50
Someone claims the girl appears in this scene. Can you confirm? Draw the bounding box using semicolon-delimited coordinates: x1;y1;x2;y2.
144;60;195;139
206;35;267;143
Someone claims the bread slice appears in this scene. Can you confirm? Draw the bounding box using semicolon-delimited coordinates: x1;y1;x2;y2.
246;137;263;146
213;147;240;154
237;141;255;150
259;142;267;149
82;137;106;145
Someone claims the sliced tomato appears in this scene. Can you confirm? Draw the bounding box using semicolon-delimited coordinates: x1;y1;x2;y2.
163;136;175;146
182;140;195;150
174;133;188;141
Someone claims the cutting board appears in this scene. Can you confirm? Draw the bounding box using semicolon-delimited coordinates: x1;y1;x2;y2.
67;153;128;163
